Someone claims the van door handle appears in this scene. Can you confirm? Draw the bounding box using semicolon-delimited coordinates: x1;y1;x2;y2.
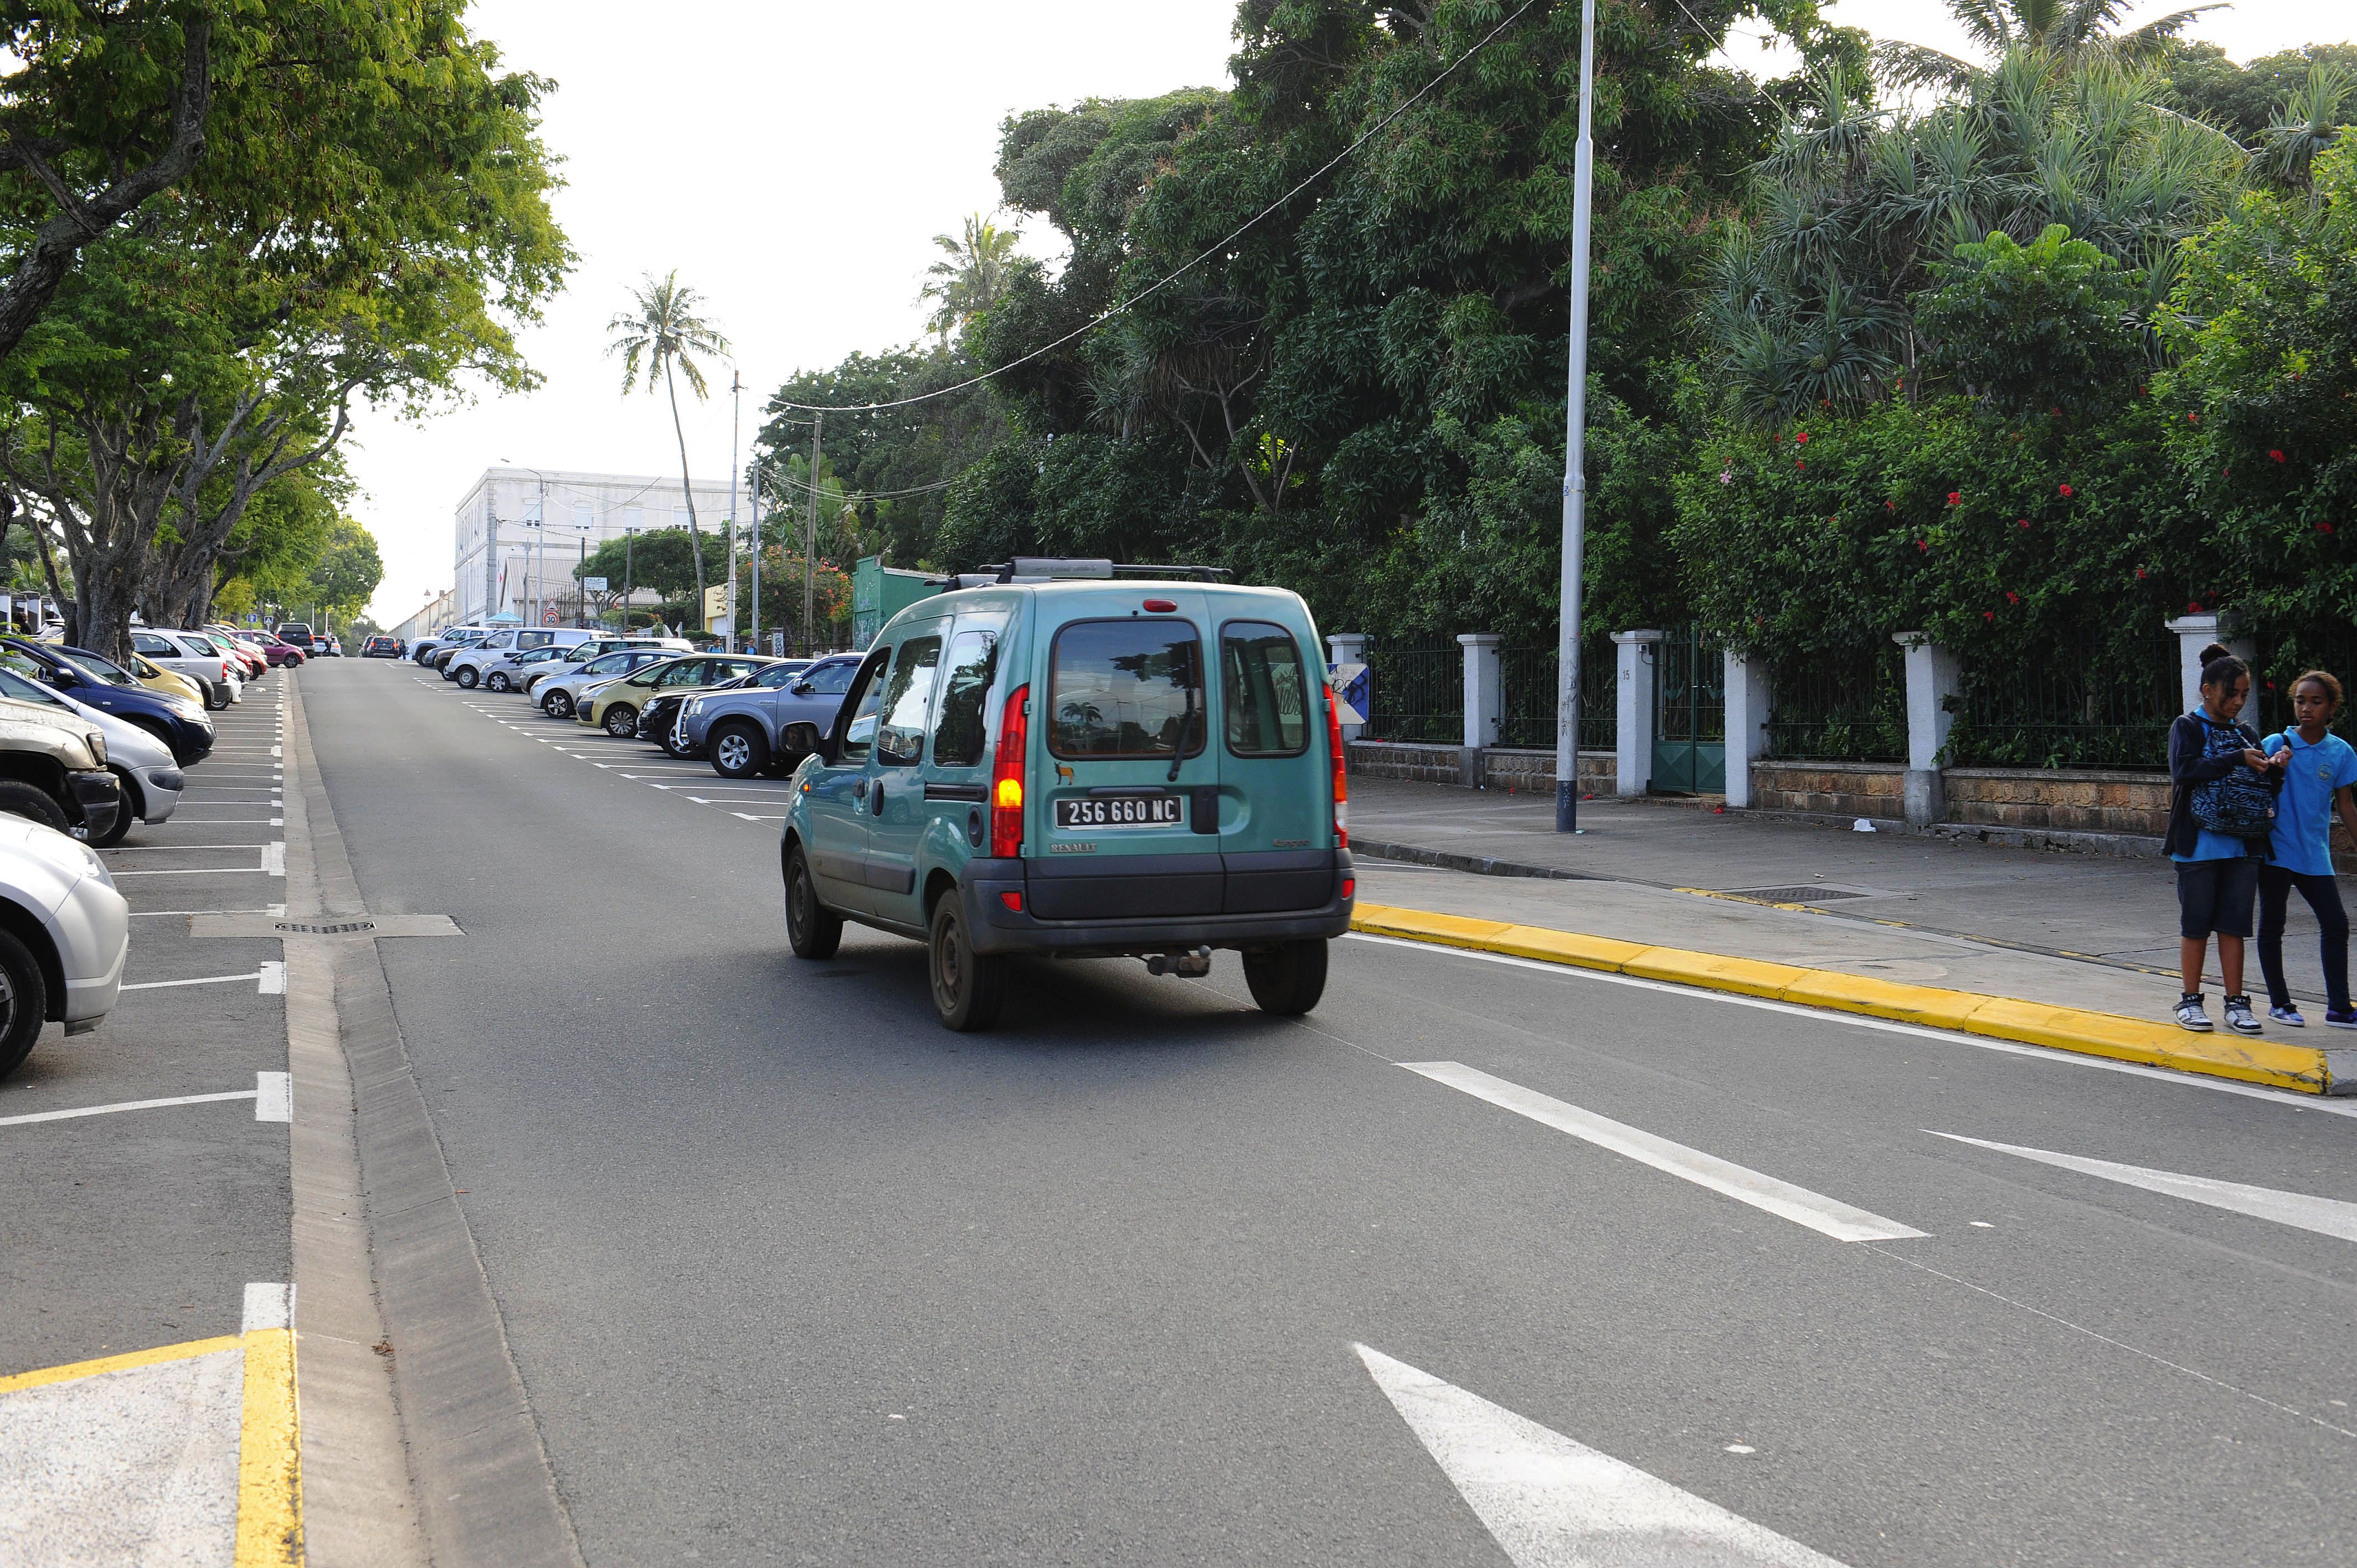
872;777;887;816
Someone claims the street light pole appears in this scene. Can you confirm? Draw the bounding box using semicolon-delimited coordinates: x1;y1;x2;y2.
804;413;822;656
726;369;742;650
1553;0;1597;835
749;457;762;656
622;527;637;631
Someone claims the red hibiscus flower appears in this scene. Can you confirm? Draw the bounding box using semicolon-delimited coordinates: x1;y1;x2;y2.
1983;611;1995;622
1795;431;1809;443
2057;483;2074;498
2319;522;2337;535
2017;518;2030;529
1795;459;1807;470
2271;450;2286;463
1916;539;1929;552
2005;591;2020;605
1946;491;1961;506
2135;569;2147;579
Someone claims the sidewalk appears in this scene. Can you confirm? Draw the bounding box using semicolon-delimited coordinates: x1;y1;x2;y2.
1347;777;2349;1023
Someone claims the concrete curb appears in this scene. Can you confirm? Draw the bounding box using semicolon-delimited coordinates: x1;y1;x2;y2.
1351;902;2351;1096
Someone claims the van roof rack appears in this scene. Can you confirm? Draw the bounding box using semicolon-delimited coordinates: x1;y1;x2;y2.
932;558;1235;587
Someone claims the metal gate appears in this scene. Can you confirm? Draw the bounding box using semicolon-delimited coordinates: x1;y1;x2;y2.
1651;624;1725;793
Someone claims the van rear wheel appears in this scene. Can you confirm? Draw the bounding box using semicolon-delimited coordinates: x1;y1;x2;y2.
929;893;1005;1031
1243;938;1329;1015
784;844;842;960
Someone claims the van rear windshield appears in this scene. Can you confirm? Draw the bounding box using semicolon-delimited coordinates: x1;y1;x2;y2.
1049;619;1203;759
1221;621;1309;756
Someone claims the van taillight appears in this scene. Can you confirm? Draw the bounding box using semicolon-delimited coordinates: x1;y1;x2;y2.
991;684;1029;859
1325;683;1349;849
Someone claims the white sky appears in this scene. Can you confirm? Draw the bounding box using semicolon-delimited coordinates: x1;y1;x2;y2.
348;0;2348;626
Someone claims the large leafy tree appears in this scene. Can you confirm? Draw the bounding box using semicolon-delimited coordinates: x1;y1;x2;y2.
608;271;729;615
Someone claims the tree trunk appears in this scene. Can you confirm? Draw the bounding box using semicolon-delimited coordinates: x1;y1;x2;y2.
665;362;707;616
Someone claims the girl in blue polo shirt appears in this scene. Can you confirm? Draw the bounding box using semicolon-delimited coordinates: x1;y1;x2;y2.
2259;670;2357;1027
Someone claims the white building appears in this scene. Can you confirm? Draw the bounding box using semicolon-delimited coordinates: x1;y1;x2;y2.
452;466;750;626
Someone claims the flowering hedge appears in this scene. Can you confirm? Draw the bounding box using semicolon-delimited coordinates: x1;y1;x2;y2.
1668;394;2204;672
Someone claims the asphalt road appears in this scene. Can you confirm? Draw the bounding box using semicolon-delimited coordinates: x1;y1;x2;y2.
302;656;2357;1567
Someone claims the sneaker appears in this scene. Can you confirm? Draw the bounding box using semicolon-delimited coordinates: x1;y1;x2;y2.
2269;1004;2307;1027
2223;994;2263;1035
2175;993;2214;1031
2326;1010;2357;1029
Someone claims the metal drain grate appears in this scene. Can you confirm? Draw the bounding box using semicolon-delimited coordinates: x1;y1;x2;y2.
275;920;377;935
1727;886;1867;904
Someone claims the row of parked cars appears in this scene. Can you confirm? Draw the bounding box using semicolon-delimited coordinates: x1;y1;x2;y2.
410;623;866;779
0;623;304;1079
408;564;1355;1033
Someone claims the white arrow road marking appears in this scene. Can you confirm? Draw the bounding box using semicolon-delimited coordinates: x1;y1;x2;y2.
1403;1062;1926;1242
1930;1132;2357;1244
1355;1346;1848;1567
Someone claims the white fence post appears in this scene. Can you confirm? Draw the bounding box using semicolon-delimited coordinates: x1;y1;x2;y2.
1722;648;1770;809
1612;630;1664;796
2163;613;2252;716
1458;633;1503;751
1893;631;1962;828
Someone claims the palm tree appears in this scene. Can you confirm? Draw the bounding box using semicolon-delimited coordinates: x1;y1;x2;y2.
919;215;1022;344
607;271;730;612
1877;0;2226;94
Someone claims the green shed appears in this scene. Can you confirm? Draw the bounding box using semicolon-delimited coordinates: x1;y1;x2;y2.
851;556;940;649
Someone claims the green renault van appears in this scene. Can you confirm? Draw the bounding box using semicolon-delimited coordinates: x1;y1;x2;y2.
780;563;1355;1030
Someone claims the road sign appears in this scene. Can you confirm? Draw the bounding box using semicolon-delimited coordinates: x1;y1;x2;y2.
583;576;608;592
1329;662;1368;725
541;606;558;625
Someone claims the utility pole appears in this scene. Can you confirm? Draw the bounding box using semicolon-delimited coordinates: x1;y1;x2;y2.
577;532;588;627
1554;0;1597;835
804;413;822;656
622;528;637;631
750;457;762;656
725;369;742;650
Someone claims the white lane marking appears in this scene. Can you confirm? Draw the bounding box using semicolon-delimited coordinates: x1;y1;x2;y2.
1931;1131;2357;1244
111;866;271;878
1355;1345;1848;1568
254;1071;291;1121
270;745;280;757
257;961;286;995
121;971;264;991
101;844;278;852
0;1089;256;1128
262;842;285;876
126;908;281;917
732;813;787;822
1403;1061;1926;1242
1350;934;2357;1121
241;1282;294;1332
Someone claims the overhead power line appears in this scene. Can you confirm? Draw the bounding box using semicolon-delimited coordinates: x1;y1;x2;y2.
769;0;1547;416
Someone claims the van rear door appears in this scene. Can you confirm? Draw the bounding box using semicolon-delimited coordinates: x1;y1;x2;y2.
1028;596;1223;920
1212;613;1332;912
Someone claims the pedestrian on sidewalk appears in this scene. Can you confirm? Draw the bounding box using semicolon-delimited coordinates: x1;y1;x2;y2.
2165;654;2283;1035
2257;670;2357;1028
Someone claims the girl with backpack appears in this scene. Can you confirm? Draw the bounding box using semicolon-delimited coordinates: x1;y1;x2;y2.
2165;654;2283;1034
2257;670;2357;1027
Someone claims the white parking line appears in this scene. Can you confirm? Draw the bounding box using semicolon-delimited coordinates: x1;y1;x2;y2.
1930;1131;2357;1244
254;1071;291;1121
1357;1344;1848;1567
126;906;285;917
1402;1060;1928;1242
121;970;268;992
732;813;788;822
262;842;285;876
258;961;286;994
0;1088;257;1128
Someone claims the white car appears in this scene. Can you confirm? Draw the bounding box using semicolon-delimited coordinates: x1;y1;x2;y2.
0;665;182;845
445;627;603;689
131;628;242;710
0;815;130;1078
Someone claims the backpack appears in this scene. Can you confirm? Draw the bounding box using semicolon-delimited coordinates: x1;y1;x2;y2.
2190;716;2277;839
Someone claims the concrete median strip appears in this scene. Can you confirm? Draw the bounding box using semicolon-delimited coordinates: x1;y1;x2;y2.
1351;902;2350;1097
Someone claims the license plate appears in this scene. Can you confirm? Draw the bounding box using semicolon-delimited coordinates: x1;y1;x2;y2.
1056;792;1183;829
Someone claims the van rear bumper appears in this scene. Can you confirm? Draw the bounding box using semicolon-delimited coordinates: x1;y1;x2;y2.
960;853;1354;957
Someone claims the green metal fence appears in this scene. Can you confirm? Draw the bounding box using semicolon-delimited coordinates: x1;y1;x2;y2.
1362;646;1462;744
1499;641;1616;752
1946;634;2179;770
1763;644;1907;762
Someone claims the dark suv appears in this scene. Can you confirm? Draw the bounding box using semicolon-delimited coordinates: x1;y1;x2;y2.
275;622;317;654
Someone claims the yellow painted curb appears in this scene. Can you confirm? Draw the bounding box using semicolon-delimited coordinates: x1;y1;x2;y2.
1350;902;2338;1095
235;1326;303;1566
0;1333;244;1394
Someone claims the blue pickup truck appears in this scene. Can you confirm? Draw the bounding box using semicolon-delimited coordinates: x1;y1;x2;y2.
678;653;866;778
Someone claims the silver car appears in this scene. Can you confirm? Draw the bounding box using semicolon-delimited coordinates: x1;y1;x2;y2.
0;816;129;1076
0;664;182;844
532;647;676;719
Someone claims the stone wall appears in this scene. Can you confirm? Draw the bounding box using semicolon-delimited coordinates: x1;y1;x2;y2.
1346;741;1615;793
1941;767;2168;837
1750;761;1906;822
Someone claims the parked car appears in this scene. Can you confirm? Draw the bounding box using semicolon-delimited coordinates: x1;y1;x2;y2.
200;627;267;679
0;639;214;766
0;816;130;1079
641;661;803;757
429;628;501;675
410;626;483;664
531;647;677;719
683;654;862;778
129;651;209;709
578;654;771;739
780;570;1352;1030
275;621;318;655
0;665;181;845
236;631;303;668
362;636;402;658
445;627;600;688
0;690;122;843
471;643;573;693
131;629;241;710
